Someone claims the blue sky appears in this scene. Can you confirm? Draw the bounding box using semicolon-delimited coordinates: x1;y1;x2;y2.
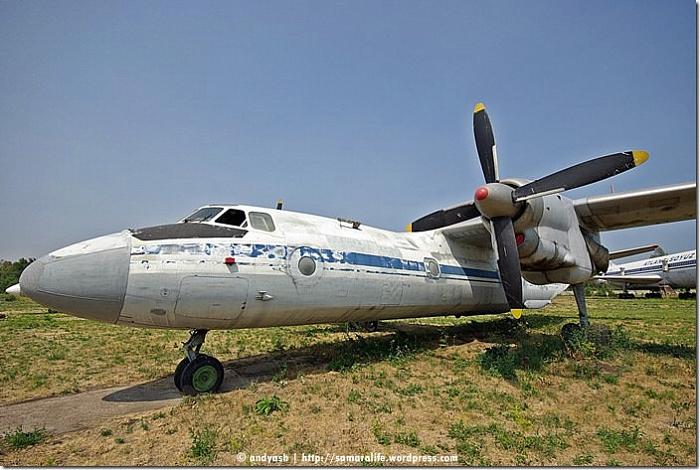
0;0;695;260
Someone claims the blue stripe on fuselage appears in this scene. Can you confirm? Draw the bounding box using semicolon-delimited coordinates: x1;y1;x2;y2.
440;264;501;279
296;246;498;280
134;241;500;281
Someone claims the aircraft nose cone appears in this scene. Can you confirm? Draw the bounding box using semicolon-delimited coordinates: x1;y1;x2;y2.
18;260;43;299
20;232;131;323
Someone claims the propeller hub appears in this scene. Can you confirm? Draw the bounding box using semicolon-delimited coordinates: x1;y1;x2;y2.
474;183;520;219
515;233;525;246
475;187;489;201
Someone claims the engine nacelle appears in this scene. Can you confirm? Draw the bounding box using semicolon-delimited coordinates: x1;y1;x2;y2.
499;179;608;285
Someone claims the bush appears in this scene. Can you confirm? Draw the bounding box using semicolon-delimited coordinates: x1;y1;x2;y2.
566;325;632;359
254;395;289;416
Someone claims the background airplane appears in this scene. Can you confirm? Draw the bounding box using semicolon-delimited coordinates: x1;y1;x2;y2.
595;248;696;299
6;103;697;395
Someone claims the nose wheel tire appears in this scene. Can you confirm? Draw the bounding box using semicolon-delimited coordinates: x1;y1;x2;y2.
180;355;224;396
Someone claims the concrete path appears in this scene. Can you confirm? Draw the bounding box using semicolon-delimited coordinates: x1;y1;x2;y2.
0;354;317;435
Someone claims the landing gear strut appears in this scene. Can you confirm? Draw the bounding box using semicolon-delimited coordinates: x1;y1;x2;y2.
561;283;611;347
573;284;589;329
561;284;590;345
174;329;224;396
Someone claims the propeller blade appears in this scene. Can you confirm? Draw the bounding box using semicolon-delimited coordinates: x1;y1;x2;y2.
492;216;523;310
512;150;649;202
407;203;480;232
473;103;498;184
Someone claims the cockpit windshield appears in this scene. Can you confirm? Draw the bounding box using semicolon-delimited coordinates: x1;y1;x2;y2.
216;209;247;228
182;207;223;223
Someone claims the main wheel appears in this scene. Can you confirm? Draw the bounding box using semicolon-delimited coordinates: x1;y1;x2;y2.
174;358;189;392
362;321;379;332
180;355;224;396
560;322;582;347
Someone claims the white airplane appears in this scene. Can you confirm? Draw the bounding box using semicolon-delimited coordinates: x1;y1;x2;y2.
596;248;696;298
5;103;696;395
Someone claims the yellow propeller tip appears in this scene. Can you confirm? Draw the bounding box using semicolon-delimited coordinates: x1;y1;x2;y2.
511;308;523;319
405;223;413;233
473;102;486;113
632;150;649;166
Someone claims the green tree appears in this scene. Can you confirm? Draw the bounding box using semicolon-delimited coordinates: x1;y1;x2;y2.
0;258;34;291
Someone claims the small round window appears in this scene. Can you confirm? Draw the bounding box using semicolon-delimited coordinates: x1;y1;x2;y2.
425;258;440;278
298;256;317;276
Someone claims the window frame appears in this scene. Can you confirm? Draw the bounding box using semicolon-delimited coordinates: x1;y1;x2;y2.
424;257;441;279
215;208;248;228
181;207;224;223
248;211;276;232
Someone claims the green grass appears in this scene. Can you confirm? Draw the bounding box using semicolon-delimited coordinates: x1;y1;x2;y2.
2;427;47;449
371;421;391;446
596;426;643;454
394;430;420;447
188;426;218;463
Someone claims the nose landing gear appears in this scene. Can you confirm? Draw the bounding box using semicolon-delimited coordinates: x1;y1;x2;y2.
174;329;224;396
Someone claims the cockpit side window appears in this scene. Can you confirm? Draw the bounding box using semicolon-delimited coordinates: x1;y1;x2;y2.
249;212;276;232
216;209;247;227
182;207;222;223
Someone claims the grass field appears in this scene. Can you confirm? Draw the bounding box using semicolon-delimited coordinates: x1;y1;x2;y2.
0;294;696;465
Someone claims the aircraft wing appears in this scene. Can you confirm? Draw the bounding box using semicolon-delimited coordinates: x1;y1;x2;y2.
609;244;659;260
594;274;663;284
574;182;696;232
420;182;695;248
439;214;492;247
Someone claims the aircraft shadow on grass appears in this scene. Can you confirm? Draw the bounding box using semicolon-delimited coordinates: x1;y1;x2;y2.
102;313;694;403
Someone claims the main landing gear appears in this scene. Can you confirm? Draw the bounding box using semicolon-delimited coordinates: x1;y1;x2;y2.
561;283;610;346
349;320;380;332
174;329;225;396
679;290;695;300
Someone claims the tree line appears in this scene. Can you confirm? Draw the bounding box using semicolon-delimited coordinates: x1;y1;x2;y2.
0;258;34;292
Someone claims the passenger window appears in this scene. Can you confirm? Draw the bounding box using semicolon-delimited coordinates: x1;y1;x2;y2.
249;212;276;232
424;257;441;279
216;209;247;227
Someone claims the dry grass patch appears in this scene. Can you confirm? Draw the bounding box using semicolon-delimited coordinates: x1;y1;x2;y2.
0;295;696;465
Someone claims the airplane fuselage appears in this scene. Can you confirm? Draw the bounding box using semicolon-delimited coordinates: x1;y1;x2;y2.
19;205;566;329
604;250;696;290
